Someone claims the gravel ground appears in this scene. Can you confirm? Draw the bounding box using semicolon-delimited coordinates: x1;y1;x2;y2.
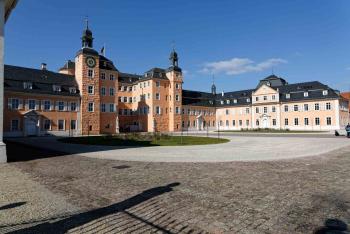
1;142;350;233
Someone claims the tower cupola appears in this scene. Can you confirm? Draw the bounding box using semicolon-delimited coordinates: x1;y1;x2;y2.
169;49;179;67
81;19;94;48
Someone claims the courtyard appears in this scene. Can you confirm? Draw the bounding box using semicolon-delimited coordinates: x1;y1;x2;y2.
0;134;349;233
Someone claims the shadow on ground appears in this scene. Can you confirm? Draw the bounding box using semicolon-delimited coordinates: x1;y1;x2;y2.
314;218;348;234
5;141;67;162
2;183;194;234
0;202;26;211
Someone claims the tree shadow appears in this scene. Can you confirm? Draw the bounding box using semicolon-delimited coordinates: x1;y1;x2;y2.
314;218;348;234
0;202;26;211
6;183;181;234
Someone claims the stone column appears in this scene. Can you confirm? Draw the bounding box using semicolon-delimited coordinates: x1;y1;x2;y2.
0;0;6;162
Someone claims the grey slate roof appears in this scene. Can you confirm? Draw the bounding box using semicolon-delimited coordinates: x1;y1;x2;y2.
99;55;118;71
118;72;142;84
182;76;341;107
59;60;75;71
4;65;80;97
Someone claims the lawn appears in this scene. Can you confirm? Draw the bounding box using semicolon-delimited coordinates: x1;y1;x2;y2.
59;134;229;147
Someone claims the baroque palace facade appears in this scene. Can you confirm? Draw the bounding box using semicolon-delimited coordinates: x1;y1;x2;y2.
3;24;350;137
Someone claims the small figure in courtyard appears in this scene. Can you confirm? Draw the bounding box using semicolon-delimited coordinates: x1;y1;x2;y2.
346;123;350;138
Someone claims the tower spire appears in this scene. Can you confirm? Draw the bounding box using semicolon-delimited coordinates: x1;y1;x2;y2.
211;74;217;95
81;17;94;48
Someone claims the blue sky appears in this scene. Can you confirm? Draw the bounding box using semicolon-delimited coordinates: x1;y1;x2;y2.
4;0;350;92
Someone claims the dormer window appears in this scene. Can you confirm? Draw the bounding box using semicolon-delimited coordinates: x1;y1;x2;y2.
304;92;309;97
233;99;237;104
226;100;230;104
69;87;77;94
323;90;328;96
220;100;224;105
266;82;271;86
246;98;250;102
23;82;33;89
53;85;61;92
286;93;290;99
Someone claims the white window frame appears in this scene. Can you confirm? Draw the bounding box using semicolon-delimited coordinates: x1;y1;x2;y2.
88;102;94;112
58;119;65;131
88;85;94;95
28;99;36;110
88;69;94;78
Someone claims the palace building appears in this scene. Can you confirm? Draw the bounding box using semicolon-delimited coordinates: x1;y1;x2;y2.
3;24;350;137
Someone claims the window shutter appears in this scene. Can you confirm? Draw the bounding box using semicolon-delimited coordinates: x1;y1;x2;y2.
25;99;28;110
18;99;23;110
7;98;12;110
50;101;54;111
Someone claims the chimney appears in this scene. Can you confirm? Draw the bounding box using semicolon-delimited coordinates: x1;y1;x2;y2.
41;63;47;70
221;91;225;97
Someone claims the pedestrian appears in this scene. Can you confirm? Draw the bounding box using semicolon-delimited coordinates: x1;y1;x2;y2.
346;123;350;138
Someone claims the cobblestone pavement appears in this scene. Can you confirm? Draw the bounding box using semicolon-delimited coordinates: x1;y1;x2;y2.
1;142;350;233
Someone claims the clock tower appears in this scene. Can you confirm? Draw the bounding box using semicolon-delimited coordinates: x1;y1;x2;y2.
75;20;101;135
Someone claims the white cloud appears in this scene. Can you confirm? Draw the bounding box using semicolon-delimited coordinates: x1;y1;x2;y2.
200;58;287;75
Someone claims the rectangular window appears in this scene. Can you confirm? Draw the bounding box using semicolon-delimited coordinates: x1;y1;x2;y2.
323;90;328;96
226;120;229;126
294;118;299;126
246;108;250;114
315;117;320;126
101;87;106;96
156;81;160;87
11;98;19;110
175;107;180;114
272;106;276;112
304;92;309;97
109;88;115;96
129;97;132;103
88;102;94;112
264;107;268;113
256;107;259;113
233;120;236;126
239;120;243;126
256;97;259;101
58;120;65;131
88;69;94;78
246;120;250;126
88;85;94;94
44;100;51;111
286;93;290;99
156;106;161;115
294;105;299;112
156;93;160;100
304;104;309;111
285;118;289;126
123;97;127;102
326;102;331;110
263;96;267;101
109;104;115;112
304;118;309;126
272;95;276;100
273;119;276;126
28;100;36;110
101;103;106;113
110;74;114;81
284;105;289;112
58;101;65;111
326;117;332;125
11;119;19;131
44;119;51;130
226;109;229;115
175;95;180;102
176;83;180;89
70;102;77;111
70;120;76;130
315;103;320;111
101;73;105;80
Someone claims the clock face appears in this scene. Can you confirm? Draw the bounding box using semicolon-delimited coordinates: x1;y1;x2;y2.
86;57;96;68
